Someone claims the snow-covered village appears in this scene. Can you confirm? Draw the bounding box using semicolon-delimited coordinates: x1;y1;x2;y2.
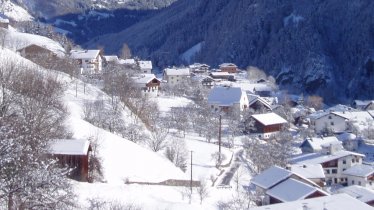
1;1;374;210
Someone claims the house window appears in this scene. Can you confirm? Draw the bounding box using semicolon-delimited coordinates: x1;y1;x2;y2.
326;169;330;174
358;181;362;186
331;169;337;174
340;178;345;182
343;160;346;164
352;159;355;163
330;122;334;126
352;180;355;185
328;116;332;119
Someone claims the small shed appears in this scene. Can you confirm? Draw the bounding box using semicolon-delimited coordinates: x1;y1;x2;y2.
49;139;92;182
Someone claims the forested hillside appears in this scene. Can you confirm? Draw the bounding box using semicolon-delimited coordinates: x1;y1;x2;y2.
86;0;374;103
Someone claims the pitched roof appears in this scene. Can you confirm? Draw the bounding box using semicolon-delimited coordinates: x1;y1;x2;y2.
300;136;340;151
251;165;293;190
251;112;287;126
138;60;152;69
342;164;374;177
248;94;272;109
164;68;190;76
131;74;159;86
337;185;374;203
49;139;90;155
219;63;237;68
289;164;325;179
250;194;373;210
104;55;119;62
266;178;327;202
70;50;100;60
207;86;243;106
292;150;365;165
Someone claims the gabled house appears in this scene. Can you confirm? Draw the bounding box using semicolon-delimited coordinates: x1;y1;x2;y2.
251;112;288;139
250;194;373;210
201;76;214;87
337;185;374;206
189;63;210;73
342;164;374;189
300;136;341;153
251;166;327;205
49;139;92;182
309;110;373;134
70;49;103;74
103;55;119;64
266;178;328;204
131;74;160;97
353;100;374;110
292;150;365;185
138;60;152;74
163;68;190;85
209;71;233;80
288;164;326;187
247;94;273;112
207;86;248;114
219;63;238;73
17;44;58;59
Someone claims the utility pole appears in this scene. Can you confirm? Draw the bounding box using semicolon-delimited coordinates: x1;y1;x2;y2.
190;150;193;204
218;114;222;163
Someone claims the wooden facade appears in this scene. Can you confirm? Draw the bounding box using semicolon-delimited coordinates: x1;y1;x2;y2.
219;63;237;73
18;44;56;58
254;121;284;133
53;151;91;182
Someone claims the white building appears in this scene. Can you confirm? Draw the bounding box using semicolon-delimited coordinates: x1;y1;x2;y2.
163;68;190;85
207;86;248;114
309;110;374;134
342;164;374;189
70;50;102;74
131;74;160;97
250;194;373;210
299;136;341;153
138;60;152;74
293;150;365;185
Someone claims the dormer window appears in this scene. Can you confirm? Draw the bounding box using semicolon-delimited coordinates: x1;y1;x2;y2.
328;116;332;119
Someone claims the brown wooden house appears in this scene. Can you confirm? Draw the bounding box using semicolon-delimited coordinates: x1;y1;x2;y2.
219;63;238;73
251;112;287;139
49;139;92;182
17;44;57;59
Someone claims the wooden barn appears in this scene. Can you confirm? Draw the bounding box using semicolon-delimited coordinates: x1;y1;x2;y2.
17;44;57;59
251;112;288;139
49;139;92;182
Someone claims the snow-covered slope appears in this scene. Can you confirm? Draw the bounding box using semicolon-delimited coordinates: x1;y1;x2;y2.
0;0;33;21
64;82;187;183
1;28;65;56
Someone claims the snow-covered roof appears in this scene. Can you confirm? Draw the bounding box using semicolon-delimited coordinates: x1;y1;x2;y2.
210;72;231;76
289;164;325;179
251;112;287;126
118;58;136;65
49;139;90;155
219;63;237;68
138;60;152;69
70;50;100;60
253;84;273;92
301;136;340;151
266;178;327;202
337;132;357;141
189;63;209;69
292;150;365;165
104;55;119;62
337;185;374;203
164;68;190;76
251;166;293;190
342;164;374;177
250;194;373;210
332;110;373;121
248;94;272;109
207;86;243;106
131;74;159;85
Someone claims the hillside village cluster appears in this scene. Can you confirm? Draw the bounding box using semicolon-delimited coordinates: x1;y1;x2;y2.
1;17;374;209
